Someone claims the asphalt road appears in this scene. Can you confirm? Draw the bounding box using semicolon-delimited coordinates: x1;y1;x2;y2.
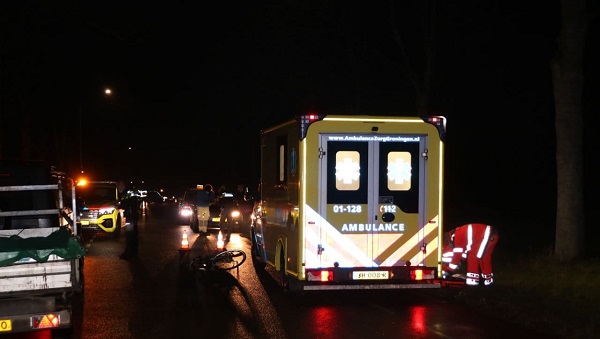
3;204;559;339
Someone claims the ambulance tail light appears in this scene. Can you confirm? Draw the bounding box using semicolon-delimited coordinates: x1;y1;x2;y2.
297;113;326;140
426;115;446;141
306;269;334;282
410;268;436;281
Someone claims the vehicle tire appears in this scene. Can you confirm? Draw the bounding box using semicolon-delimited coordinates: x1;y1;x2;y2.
251;229;266;270
52;289;84;339
279;248;289;290
191;217;200;233
53;326;74;339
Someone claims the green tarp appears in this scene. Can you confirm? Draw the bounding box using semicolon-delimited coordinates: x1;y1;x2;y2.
0;227;87;266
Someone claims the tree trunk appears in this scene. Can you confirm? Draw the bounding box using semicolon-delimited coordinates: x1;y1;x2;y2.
552;0;586;261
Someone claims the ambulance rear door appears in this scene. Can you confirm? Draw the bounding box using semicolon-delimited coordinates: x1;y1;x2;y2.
311;133;431;269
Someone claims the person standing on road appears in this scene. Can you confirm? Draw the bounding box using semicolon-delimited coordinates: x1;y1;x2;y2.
234;183;253;231
233;184;245;202
196;184;215;234
442;223;499;286
217;185;227;198
118;180;140;260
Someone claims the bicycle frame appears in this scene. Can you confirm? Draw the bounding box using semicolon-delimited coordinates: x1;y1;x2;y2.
190;249;247;276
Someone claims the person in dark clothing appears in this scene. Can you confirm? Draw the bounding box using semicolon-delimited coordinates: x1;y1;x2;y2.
118;180;140;260
196;184;216;234
234;184;253;231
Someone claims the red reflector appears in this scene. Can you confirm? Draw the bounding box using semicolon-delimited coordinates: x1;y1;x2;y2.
33;314;60;329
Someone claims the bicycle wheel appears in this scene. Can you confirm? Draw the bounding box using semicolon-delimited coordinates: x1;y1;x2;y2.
212;249;247;270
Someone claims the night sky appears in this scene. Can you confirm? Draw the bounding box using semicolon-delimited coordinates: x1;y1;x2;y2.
2;2;598;251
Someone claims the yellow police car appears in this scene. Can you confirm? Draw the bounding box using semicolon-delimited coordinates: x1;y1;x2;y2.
76;180;124;238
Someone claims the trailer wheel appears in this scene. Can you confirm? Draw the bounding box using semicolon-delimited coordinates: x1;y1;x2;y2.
53;290;84;339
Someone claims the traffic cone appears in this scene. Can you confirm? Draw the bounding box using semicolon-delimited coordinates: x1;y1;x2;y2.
217;230;224;250
180;230;190;250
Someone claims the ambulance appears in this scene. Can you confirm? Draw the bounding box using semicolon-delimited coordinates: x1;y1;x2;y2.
250;114;452;292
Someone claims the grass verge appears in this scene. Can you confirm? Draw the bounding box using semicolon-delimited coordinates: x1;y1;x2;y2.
429;249;600;338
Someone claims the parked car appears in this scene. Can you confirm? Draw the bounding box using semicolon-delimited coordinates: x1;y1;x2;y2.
146;190;172;207
179;188;218;234
216;193;242;235
76;180;124;238
179;188;198;224
144;190;176;216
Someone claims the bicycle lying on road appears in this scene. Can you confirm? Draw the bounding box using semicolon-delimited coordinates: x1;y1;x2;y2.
187;249;261;335
188;249;248;315
189;249;247;272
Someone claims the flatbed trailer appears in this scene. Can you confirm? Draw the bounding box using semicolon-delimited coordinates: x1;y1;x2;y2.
0;161;86;337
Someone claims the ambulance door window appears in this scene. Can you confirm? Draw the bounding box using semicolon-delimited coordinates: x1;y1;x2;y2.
326;141;368;204
378;141;420;213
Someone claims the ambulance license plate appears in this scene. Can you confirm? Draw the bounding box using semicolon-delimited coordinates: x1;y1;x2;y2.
0;319;12;332
352;271;389;280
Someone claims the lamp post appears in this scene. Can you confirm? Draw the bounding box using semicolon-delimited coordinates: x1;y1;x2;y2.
79;104;83;174
79;87;113;174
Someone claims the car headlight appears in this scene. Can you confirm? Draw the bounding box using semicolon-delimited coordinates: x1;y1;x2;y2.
180;207;193;217
231;210;241;218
